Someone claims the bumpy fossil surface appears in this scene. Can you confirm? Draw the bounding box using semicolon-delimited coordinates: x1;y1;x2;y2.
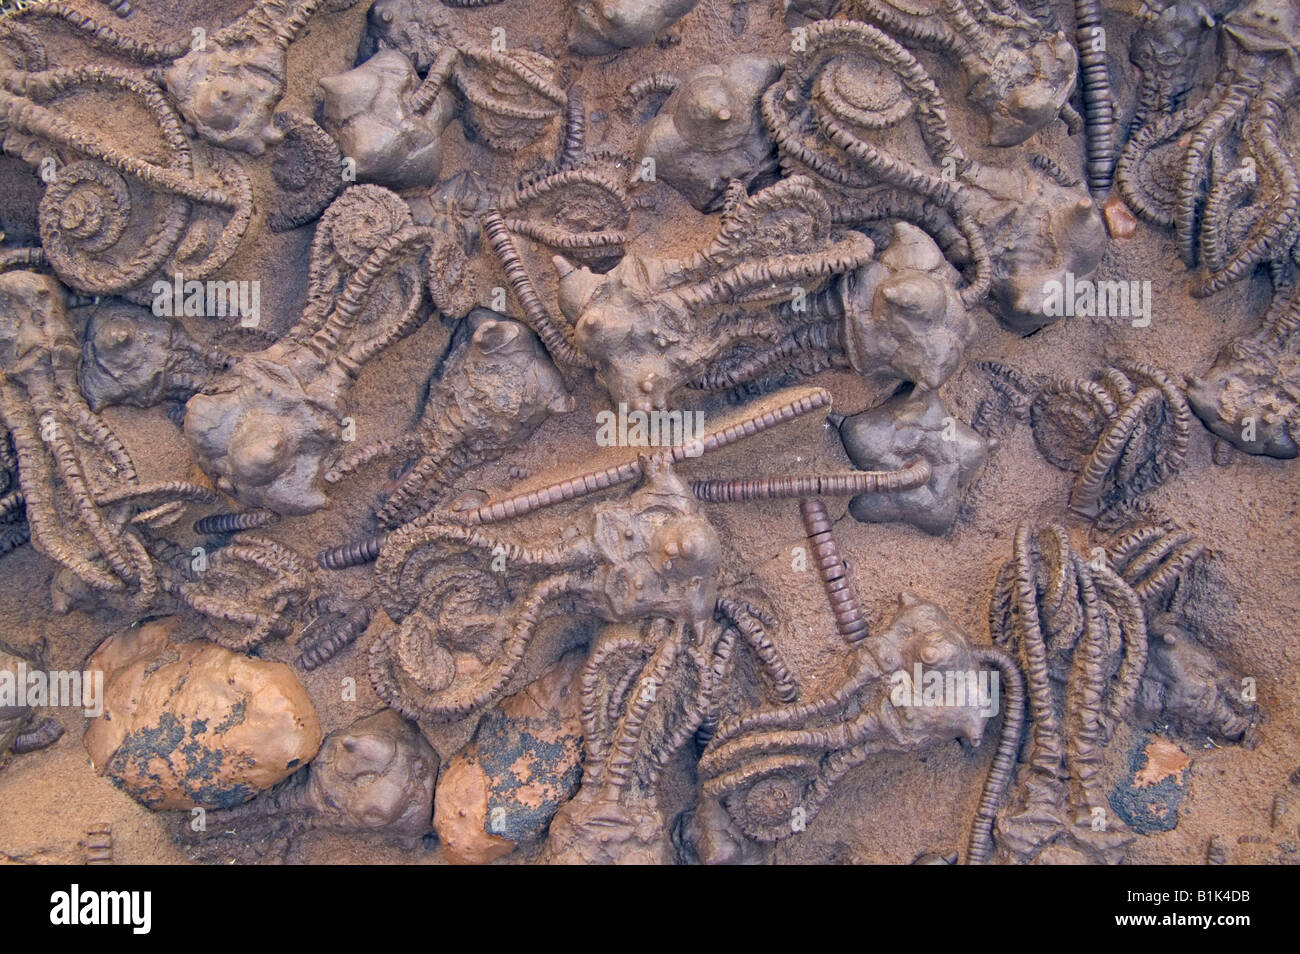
0;0;1295;871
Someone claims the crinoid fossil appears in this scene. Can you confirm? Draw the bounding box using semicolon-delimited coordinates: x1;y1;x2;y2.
630;56;783;212
759;18;1106;334
323;309;574;532
0;270;212;605
1187;276;1300;458
78;300;230;413
364;0;567;151
988;524;1150;864
180;709;437;862
565;0;700;55
840;0;1080;147
834;384;988;535
0;637;66;768
1028;363;1191;518
1117;0;1300;297
319;48;457;190
697;591;1022;865
553;175;875;410
1106;517;1258;743
184;186;433;515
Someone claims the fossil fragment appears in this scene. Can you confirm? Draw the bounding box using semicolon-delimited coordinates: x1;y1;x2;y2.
1117;0;1300;296
698;594;1021;862
178;535;311;650
842;0;1080;147
760;18;1106;333
989;525;1149;864
0;271;212;603
84;617;322;811
365;0;566;151
566;0;700;55
184;187;433;514
692;222;974;395
268;112;346;232
78;301;229;412
435;651;584;863
0;638;66;767
555;175;874;410
162;0;323;156
632;56;782;212
324;309;574;530
319;49;456;191
1187;279;1300;458
836;385;988;535
1029;362;1191;518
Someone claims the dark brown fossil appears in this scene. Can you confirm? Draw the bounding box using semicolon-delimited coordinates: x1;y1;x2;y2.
323;309;574;532
0;638;66;768
184;186;433;514
566;0;700;55
181;709;437;861
759;18;1106;334
632;56;782;212
1117;0;1300;297
0;270;213;604
363;0;567;151
78;300;229;413
1187;277;1300;458
1028;362;1191;518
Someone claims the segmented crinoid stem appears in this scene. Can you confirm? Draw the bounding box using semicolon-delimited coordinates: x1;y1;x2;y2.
296;599;372;670
481;210;592;368
85;824;113;865
193;509;280;535
966;645;1025;864
317;533;387;570
1074;0;1115;197
798;498;868;644
464;387;833;525
557;87;586;169
624;73;681;111
1031;153;1082;189
11;716;64;754
0;523;30;558
690;458;931;502
716;598;799;703
4;2;192;61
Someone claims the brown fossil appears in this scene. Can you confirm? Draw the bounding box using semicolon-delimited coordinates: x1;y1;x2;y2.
566;0;700;55
1187;278;1300;458
0;270;213;603
182;709;437;860
84;617;322;811
697;593;1021;863
988;524;1149;864
0;638;66;767
184;186;433;514
555;175;874;410
268;112;346;233
319;49;456;191
835;385;988;535
759;18;1106;333
78;300;229;412
162;0;323;156
364;0;566;152
632;56;782;212
1029;363;1191;519
324;309;574;531
840;0;1079;147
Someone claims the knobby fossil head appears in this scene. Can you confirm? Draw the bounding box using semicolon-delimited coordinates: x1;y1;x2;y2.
165;40;287;156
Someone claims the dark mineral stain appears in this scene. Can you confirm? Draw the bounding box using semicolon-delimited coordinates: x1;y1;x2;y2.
475;709;581;842
1108;733;1190;835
